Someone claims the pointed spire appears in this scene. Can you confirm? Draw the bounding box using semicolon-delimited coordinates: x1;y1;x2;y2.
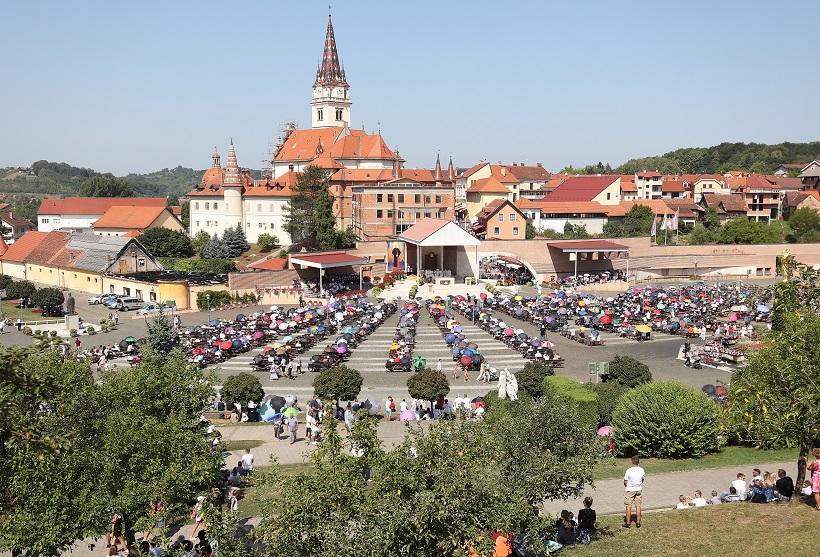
434;152;445;182
448;155;456;181
315;14;348;87
224;140;241;187
211;146;221;168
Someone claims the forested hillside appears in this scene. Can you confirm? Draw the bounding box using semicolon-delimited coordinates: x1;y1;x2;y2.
560;141;820;176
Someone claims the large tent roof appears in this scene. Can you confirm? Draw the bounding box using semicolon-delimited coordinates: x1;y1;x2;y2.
396;218;481;247
548;240;629;253
289;252;369;269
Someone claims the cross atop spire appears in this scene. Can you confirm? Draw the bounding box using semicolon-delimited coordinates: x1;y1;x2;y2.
315;13;348;87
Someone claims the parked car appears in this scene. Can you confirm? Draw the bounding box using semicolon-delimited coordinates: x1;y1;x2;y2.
104;296;144;311
88;294;118;305
135;302;178;316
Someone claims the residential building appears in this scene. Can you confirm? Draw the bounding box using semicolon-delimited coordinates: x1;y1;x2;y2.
92;206;184;236
743;174;781;222
690;175;730;202
699;194;749;221
516;198;627;235
465;176;514;219
782;191;820;220
1;211;35;244
800;162;820;191
37;198;168;233
473;199;527;240
504;163;551;200
635;171;662;199
544;175;622;205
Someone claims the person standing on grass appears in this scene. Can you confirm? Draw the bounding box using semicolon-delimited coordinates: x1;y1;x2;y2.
623;455;645;529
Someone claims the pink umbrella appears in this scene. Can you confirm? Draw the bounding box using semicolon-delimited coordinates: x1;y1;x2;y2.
728;314;738;322
399;410;416;421
597;426;613;436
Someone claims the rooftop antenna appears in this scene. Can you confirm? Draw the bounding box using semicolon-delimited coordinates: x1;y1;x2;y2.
377;121;381;135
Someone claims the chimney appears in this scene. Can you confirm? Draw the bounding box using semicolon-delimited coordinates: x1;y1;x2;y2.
500;167;506;177
288;164;294;172
537;163;542;167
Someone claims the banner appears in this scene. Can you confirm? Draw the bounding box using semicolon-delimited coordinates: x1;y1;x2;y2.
386;241;406;272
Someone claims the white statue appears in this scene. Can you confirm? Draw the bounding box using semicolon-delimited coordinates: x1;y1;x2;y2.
507;368;519;401
497;367;507;399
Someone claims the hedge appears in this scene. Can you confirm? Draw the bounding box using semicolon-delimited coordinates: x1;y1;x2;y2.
159;257;235;274
542;376;598;427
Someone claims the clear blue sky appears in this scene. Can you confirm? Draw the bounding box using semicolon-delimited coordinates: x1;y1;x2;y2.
1;0;817;175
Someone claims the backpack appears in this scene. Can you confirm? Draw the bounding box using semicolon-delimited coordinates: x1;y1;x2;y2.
575;528;591;545
390;402;396;411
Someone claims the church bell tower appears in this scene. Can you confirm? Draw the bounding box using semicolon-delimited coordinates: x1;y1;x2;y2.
311;14;351;129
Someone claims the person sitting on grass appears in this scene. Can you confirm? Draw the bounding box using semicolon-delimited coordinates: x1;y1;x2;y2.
577;496;596;537
775;469;794;502
676;495;693;509
691;490;708;507
554;510;576;546
721;486;742;502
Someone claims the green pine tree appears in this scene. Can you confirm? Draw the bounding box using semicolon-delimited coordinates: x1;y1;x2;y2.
315;180;338;250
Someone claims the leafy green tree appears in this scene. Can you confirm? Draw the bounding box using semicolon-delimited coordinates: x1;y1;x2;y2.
586;381;629;427
602;220;623;238
699;207;721;231
525;219;538;239
605;354;652;388
407;368;450;407
5;280;35;300
77;175;135;197
144;308;178;354
787;207;820;242
191;230;210;252
515;361;554;398
312;364;363;402
256;233;280;252
220;372;265;407
137;227;194;258
335;226;357;249
0;273;13;291
29;287;65;317
687;223;715;245
180;200;190;228
284;165;327;248
613;381;721;458
716;218;782;244
621;204;654;236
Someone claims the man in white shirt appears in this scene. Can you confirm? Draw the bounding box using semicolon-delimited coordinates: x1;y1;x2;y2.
623;455;645;529
691;490;708;507
399;399;408;412
731;473;748;500
241;448;254;475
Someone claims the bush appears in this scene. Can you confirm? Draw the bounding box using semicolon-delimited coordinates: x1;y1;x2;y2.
483;388;533;413
23;326;32;335
585;381;629;427
406;368;450;405
408;285;418;299
70;328;78;337
605;355;652;388
542;376;598;427
220;372;265;406
48;330;57;338
612;381;721;458
85;325;95;335
371;286;382;298
313;364;363;402
159;258;235;274
196;290;232;310
515;361;554;398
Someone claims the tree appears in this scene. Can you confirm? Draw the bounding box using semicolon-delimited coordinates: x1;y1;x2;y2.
201;233;229;259
687;224;715;245
515;361;554;398
256;233;280;252
406;368;450;407
0;350;219;554
0;273;13;291
284;165;328;248
137;227;194;258
180;200;190;228
221;224;249;258
602;220;623;238
220;372;265;407
5;279;35;301
315;179;338;250
312;364;363;402
699;207;721;231
716;218;782;244
621;204;654;236
605;355;652;388
144;308;178;354
77;175;134;197
29;287;65;317
787;207;820;242
727;259;820;505
613;381;721;458
525;219;538;239
191;230;210;252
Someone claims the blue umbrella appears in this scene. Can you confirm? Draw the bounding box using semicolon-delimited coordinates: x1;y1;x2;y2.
445;333;455;343
757;304;769;313
231;339;242;348
209;319;221;327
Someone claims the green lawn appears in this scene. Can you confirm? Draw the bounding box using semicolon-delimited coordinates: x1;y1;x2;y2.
218;439;265;452
593;446;797;481
581;501;816;556
1;299;53;322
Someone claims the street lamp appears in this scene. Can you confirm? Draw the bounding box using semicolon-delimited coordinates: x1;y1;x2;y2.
206;293;211;324
693;258;699;279
716;272;721;287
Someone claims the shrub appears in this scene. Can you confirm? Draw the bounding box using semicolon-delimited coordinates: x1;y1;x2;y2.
313;364;364;402
48;330;58;338
23;326;32;335
85;325;95;335
515;361;554;398
159;257;235;274
408;285;418;299
371;286;382;298
542;376;598;427
483;388;533;414
220;372;265;406
407;368;450;405
585;381;629;427
70;328;78;337
605;355;652;388
612;381;721;458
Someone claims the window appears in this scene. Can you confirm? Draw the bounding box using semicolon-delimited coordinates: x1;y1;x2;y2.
387;210;394;219
498;214;504;222
269;203;274;212
205;202;210;210
377;194;383;203
195;202;200;210
424;195;431;203
387;194;394;203
513;227;519;236
493;227;500;236
415;194;421;203
398;194;404;203
377;210;383;218
336;108;343;120
87;276;90;282
110;285;115;293
607;192;611;200
213;202;218;210
270;222;275;229
317;109;323;121
135;289;142;299
259;222;264;228
246;203;250;211
123;288;131;296
41;218;49;223
435;195;442;203
196;221;200;227
247;222;251;228
416;212;421;218
509;213;516;222
138;258;145;267
257;204;262;212
399;211;405;219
